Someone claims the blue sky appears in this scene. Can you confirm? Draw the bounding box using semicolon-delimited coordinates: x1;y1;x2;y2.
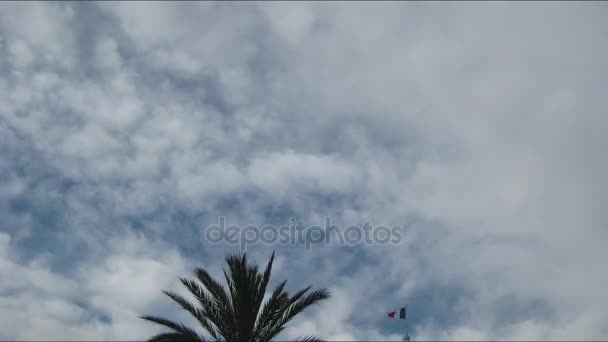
1;2;608;340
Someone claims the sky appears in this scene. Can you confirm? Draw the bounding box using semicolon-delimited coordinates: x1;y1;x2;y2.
1;1;608;340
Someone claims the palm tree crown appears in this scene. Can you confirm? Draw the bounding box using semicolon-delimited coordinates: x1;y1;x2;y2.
141;252;331;341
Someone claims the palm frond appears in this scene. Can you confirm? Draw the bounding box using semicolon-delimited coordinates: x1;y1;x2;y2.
296;336;326;342
190;269;237;340
254;280;289;340
148;332;204;342
193;267;233;310
162;289;220;341
140;315;203;341
262;288;331;340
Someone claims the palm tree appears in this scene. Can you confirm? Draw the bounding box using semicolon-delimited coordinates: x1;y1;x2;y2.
141;252;331;341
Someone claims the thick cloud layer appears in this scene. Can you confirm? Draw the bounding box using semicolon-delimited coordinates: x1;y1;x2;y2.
1;2;607;340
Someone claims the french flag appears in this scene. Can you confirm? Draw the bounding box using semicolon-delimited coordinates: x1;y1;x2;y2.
387;307;406;319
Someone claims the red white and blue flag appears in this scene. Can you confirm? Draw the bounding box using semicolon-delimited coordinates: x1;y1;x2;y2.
387;307;406;319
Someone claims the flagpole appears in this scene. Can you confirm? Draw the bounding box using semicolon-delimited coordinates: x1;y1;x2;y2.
404;313;407;340
403;305;410;342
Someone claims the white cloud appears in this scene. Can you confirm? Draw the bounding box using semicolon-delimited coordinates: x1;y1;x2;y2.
248;151;362;199
0;231;190;340
1;2;607;341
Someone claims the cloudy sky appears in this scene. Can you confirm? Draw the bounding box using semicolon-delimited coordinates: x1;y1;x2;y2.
1;1;608;340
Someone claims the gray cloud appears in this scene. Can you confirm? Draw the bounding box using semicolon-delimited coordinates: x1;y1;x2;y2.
1;1;607;340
